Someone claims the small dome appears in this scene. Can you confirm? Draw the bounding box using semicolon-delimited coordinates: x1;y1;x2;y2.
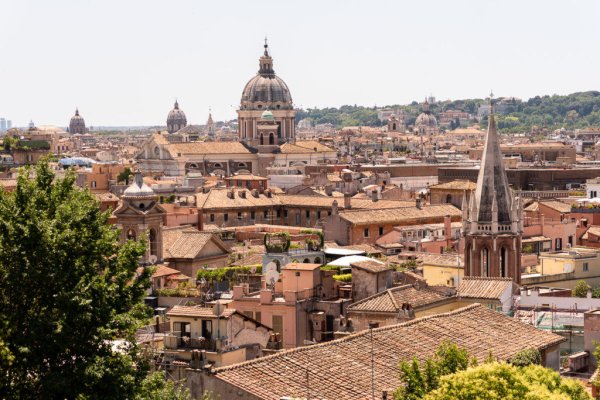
123;171;155;198
167;100;187;133
261;109;274;121
69;108;86;134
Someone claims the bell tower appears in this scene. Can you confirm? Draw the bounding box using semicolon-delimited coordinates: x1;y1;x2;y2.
462;96;523;284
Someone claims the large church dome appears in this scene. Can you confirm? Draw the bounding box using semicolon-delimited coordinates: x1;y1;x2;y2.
167;100;187;133
69;108;86;134
241;42;293;111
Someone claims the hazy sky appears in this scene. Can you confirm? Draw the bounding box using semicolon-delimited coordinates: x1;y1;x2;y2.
0;0;598;127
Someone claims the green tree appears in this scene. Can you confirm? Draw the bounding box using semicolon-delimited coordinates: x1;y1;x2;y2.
118;166;133;184
572;280;590;298
508;348;541;367
0;160;153;399
136;372;191;400
424;363;590;400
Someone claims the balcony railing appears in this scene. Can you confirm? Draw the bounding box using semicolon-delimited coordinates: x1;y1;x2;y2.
164;332;216;351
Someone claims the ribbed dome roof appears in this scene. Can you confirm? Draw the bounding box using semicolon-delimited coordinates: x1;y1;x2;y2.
123;171;155;198
69;108;86;134
240;42;293;110
415;112;437;127
167;101;187;126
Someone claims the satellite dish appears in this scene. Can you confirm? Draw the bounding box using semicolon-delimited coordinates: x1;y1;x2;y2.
265;270;280;287
264;262;277;274
148;255;158;265
212;301;225;317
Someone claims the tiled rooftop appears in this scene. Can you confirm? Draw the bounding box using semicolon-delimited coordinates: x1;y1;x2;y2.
347;284;451;313
166;305;236;319
351;260;390;273
213;304;564;399
339;204;461;225
458;276;514;300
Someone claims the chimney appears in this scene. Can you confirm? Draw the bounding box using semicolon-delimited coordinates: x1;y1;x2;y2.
265;189;272;198
227;189;235;199
344;193;351;209
371;189;379;202
325;185;333;196
416;198;422;209
444;214;452;242
332;200;339;215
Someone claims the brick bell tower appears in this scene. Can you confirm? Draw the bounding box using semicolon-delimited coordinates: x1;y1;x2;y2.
462;96;523;284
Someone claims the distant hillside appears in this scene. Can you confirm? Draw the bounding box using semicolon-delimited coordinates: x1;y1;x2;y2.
296;91;600;133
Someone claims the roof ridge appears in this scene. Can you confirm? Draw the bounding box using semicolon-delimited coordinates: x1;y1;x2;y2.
462;276;513;281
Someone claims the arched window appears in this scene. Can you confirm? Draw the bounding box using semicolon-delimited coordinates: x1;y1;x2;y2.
303;258;310;263
481;248;489;277
500;247;508;278
238;162;247;168
213;162;223;169
154;146;160;156
269;132;274;145
260;134;264;145
127;229;136;241
314;257;322;264
149;228;157;257
392;123;397;131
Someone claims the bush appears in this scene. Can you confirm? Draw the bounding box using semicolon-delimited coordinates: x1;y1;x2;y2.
508;348;541;367
572;280;590;298
321;265;343;273
332;273;352;283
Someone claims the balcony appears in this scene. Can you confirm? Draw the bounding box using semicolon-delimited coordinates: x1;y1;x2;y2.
163;332;216;352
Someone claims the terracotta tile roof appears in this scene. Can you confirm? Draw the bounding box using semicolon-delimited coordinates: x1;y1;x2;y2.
166;305;236;319
212;304;565;399
458;276;514;300
225;174;267;181
347;284;452;313
351;260;390;273
152;264;183;278
231;253;264;267
539;200;572;214
429;180;476;191
339;204;461;226
282;263;321;271
196;188;280;210
280;140;335;154
169;141;252;156
162;226;229;259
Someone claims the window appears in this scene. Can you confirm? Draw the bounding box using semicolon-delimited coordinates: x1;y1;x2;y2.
283;209;288;218
364;228;369;238
201;320;212;339
481;248;489;277
224;213;229;222
328;211;331;216
210;214;215;222
555;238;562;251
243;311;253;319
378;226;384;236
174;322;191;338
251;211;255;220
306;210;310;219
500;247;507;278
277;209;281;218
584;262;589;272
317;211;321;219
91;180;97;188
272;315;283;337
237;212;242;220
255;312;261;323
264;210;268;219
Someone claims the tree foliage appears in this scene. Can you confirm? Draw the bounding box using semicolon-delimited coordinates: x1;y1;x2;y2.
118;166;133;185
0;160;154;399
424;363;590;400
136;372;191;400
394;342;471;400
508;348;542;367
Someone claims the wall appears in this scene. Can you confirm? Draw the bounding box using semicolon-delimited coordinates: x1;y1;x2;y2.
186;369;261;400
422;265;464;287
519;288;600;311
